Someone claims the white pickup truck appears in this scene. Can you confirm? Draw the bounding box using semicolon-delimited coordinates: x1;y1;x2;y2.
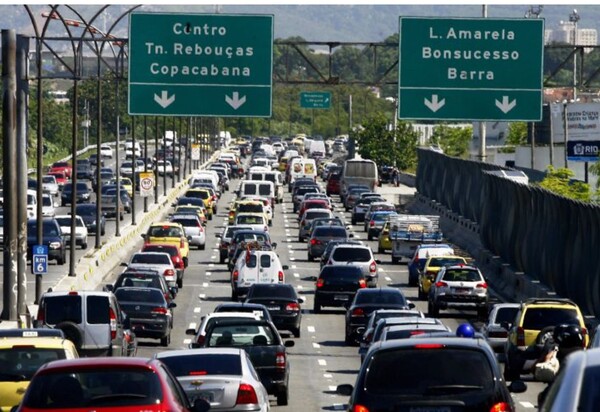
389;215;443;264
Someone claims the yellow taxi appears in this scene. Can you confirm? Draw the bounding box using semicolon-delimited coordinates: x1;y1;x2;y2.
120;176;133;197
418;255;468;299
229;199;269;226
0;329;78;412
184;188;215;219
174;205;207;226
279;156;290;172
377;220;393;254
142;221;190;266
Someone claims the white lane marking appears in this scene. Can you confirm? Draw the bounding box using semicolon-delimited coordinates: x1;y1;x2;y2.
188;322;197;330
294;273;299;278
323;373;333;378
292;265;297;269
290;257;296;261
212;248;219;252
297;285;303;290
520;402;535;408
307;326;316;333
199;294;206;299
206;272;212;276
354;235;361;239
210;255;216;260
329;385;337;391
193;307;201;313
183;338;191;344
378;268;384;272
289;250;295;254
312;342;320;349
202;282;209;287
288;244;293;248
287;238;293;242
385;276;392;282
318;359;327;366
209;263;215;267
284;224;289;228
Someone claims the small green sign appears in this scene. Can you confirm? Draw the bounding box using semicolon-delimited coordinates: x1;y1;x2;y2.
300;92;332;109
398;17;544;121
128;12;273;117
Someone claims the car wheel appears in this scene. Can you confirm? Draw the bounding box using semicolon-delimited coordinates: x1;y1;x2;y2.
177;276;183;289
276;386;289;406
503;359;519;381
314;300;321;313
219;255;225;264
298;236;303;243
428;301;439;317
344;333;354;346
57;254;65;265
101;227;106;236
231;291;238;301
391;256;398;264
351;218;356;225
307;254;313;262
160;333;171;347
408;276;418;287
378;246;384;254
199;243;205;250
208;214;212;221
368;233;373;241
292;327;301;338
81;242;87;250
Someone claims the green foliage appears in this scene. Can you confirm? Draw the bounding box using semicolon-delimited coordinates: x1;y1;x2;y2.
355;112;418;170
537;166;592;202
430;125;472;158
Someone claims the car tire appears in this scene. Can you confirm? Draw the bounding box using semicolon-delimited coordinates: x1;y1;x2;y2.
276;386;289;406
231;291;238;301
101;227;106;236
307;254;314;262
378;246;384;254
292;327;301;338
418;287;427;300
314;302;321;313
344;333;354;346
56;321;83;350
177;276;183;289
368;233;373;241
57;254;65;265
219;255;225;264
503;359;519;381
199;244;205;250
208;214;212;221
391;256;398;264
160;333;170;347
351;218;356;225
81;242;87;250
408;276;418;287
298;236;303;243
428;301;439;317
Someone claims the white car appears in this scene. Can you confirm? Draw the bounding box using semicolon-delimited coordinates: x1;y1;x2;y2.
42;175;59;197
185;312;265;347
41;193;57;217
100;144;113;158
156;160;174;176
55;214;88;249
170;214;206;250
231;249;288;300
124;252;177;287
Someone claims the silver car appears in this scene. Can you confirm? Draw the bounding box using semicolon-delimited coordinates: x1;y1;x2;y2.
298;209;333;242
170;214;206;250
42;175;59;197
155;348;271;412
326;244;380;286
481;303;520;353
124;252;177;287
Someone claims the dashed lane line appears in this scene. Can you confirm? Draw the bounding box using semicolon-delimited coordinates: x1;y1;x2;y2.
193;307;201;313
312;342;320;349
520;402;535;408
318;359;327;366
307;326;316;333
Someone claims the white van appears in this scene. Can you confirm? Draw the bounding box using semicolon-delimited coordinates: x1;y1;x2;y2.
231;250;288;300
247;170;284;204
189;170;219;190
288;157;317;185
240;180;276;207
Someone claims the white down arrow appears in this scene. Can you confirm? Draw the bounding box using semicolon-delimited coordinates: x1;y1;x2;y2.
424;95;445;112
495;96;517;114
225;92;246;110
154;90;175;108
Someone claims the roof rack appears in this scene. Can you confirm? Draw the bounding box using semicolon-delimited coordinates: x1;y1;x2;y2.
524;298;577;306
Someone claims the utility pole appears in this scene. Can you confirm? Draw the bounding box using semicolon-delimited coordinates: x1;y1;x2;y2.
478;4;488;162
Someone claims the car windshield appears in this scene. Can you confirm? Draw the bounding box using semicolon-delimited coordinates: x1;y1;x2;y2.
314;227;347;238
23;369;163;408
356;291;405;305
332;247;371;262
442;269;481;282
522;308;580;330
160;353;242;377
207;323;276;347
131;254;171;265
365;348;493;395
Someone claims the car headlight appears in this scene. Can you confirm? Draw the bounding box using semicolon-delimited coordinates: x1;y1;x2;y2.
49;241;62;249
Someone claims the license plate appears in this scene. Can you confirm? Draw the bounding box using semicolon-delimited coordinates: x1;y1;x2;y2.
192;392;214;403
410;408;451;412
334;295;349;301
454;288;470;294
267;306;280;311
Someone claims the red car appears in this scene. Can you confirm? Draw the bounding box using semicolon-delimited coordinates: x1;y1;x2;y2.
326;173;341;195
49;161;72;179
298;199;330;217
47;171;67;188
15;357;210;412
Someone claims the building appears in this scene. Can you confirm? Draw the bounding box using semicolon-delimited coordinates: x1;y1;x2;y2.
546;21;597;52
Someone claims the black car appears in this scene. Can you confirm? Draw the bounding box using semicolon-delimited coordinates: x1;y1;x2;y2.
75;203;106;236
245;283;303;338
378;165;394;183
213;302;273;322
115;287;176;347
307;225;351;261
104;269;178;302
345;288;413;345
61;182;91;206
314;265;367;313
26;218;66;265
337;336;527;412
199;318;294;405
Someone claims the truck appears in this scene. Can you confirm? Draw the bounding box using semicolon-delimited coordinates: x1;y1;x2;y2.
340;159;378;199
389;215;443;264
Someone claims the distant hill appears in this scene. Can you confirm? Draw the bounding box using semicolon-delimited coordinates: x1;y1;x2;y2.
2;4;598;43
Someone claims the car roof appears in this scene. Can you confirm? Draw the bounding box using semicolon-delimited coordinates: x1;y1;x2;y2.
36;356;157;373
370;335;492;353
155;348;243;358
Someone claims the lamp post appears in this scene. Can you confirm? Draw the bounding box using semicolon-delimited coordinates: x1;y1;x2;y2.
569;9;580;100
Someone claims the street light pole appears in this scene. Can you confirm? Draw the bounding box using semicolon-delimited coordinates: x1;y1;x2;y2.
570;9;580;101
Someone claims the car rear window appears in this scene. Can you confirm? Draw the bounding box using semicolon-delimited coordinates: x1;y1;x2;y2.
142;246;177;257
356;291;405;305
23;369;163;408
384;326;449;340
315;227;347;238
442;269;482;282
115;288;164;303
239;204;263;213
160;354;242;377
237;215;264;225
258;185;271;196
131;253;171;265
117;274;163;289
428;257;466;267
522;308;580;330
249;285;295;299
171;218;198;227
306;210;331;220
28;221;61;237
495;307;519;324
44;295;83;324
148;226;182;237
365;348;494;394
87;295;110;324
297;187;318;196
207;323;276;347
332;247;371;262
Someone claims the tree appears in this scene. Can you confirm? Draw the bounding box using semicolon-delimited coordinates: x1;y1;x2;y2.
430;125;472;158
498;122;528;153
537;166;591;202
355;112;418;171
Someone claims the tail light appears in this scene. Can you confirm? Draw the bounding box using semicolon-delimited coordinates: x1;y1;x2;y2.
233;270;239;282
301;220;305;227
516;326;526;346
310;239;321;246
435;281;448;288
286;302;300;312
109;307;117;340
278;271;284;282
37;306;45;323
352;405;370;412
476;282;488;289
212;195;217;201
369;220;375;227
369;261;377;273
152;307;168;314
351;308;364;317
180;238;185;248
163;269;175;281
316;278;325;288
489;402;511;412
275;352;286;369
196;334;205;346
358;279;367;288
172;256;184;269
229;210;235;217
236;383;258;405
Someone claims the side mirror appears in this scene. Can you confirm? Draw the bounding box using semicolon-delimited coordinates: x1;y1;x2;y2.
508;380;527;393
282;265;289;270
185;328;197;335
104;284;114;292
375;259;382;264
337;384;353;396
284;340;295;348
120;262;128;267
298;296;306;304
407;300;416;309
169;302;177;309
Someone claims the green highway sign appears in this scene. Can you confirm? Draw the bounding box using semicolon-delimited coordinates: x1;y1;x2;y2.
128;12;273;117
300;91;332;109
398;17;544;121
